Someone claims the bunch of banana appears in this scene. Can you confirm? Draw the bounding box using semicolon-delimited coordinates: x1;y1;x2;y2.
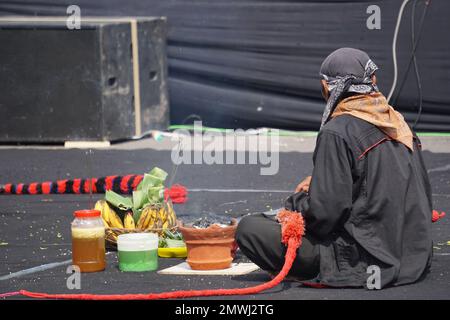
94;199;177;232
136;205;159;230
135;204;175;230
94;199;124;229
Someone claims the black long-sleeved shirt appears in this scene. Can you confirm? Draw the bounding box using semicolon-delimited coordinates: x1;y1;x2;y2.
285;114;433;288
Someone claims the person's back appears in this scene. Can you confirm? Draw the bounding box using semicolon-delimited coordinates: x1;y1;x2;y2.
311;113;433;287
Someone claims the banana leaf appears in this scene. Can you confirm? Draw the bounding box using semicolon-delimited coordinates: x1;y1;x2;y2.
163;229;183;240
158;238;167;248
165;239;185;248
147;186;164;203
136;167;167;191
105;190;133;211
132;207;143;224
149;167;168;181
132;189;147;210
105;167;169;224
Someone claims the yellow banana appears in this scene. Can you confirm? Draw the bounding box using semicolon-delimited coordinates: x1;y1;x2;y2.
158;207;166;229
94;199;103;212
162;218;169;229
165;202;176;227
151;206;164;229
108;206;124;229
124;212;136;230
165;203;171;221
143;207;158;230
102;218;110;228
95;200;111;227
136;208;149;229
170;203;177;225
160;207;168;224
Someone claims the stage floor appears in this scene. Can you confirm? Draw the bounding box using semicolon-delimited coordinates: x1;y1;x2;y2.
0;136;449;300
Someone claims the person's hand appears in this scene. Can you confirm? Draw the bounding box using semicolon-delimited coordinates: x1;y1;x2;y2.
295;176;312;193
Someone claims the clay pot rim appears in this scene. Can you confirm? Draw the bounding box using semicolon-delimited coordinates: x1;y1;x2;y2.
177;218;237;232
184;238;235;245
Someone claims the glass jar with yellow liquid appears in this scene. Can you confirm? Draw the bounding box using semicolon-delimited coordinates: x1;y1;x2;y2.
71;209;106;272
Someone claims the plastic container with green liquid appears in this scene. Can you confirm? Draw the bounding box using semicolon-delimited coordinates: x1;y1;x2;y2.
117;233;158;272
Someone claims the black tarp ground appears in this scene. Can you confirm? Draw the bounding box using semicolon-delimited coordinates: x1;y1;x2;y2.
1;0;449;131
0;149;449;299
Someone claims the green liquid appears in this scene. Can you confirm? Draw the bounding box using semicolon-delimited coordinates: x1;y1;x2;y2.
118;249;158;272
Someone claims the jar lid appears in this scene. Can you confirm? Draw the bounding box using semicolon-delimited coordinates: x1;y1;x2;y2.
117;233;158;251
74;209;101;218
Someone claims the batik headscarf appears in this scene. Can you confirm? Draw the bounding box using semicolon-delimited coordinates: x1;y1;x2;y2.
320;48;379;129
319;48;414;151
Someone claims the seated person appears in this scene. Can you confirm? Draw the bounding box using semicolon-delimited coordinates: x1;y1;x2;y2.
236;48;433;288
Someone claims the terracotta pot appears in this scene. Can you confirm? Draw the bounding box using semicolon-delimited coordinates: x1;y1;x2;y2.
177;219;237;270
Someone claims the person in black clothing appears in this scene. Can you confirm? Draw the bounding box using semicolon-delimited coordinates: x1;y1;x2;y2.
235;48;433;288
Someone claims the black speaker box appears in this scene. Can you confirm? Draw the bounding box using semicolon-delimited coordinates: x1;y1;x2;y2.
0;17;169;142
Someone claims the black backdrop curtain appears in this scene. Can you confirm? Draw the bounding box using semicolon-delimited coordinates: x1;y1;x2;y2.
1;0;449;131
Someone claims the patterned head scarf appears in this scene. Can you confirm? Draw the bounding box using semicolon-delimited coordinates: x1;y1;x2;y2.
320;48;379;129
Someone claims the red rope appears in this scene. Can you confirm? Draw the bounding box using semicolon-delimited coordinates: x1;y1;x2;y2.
165;184;188;203
0;291;20;298
432;210;445;223
17;210;303;300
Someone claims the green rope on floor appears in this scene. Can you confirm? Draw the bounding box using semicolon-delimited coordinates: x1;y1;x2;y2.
417;132;450;137
168;125;450;137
